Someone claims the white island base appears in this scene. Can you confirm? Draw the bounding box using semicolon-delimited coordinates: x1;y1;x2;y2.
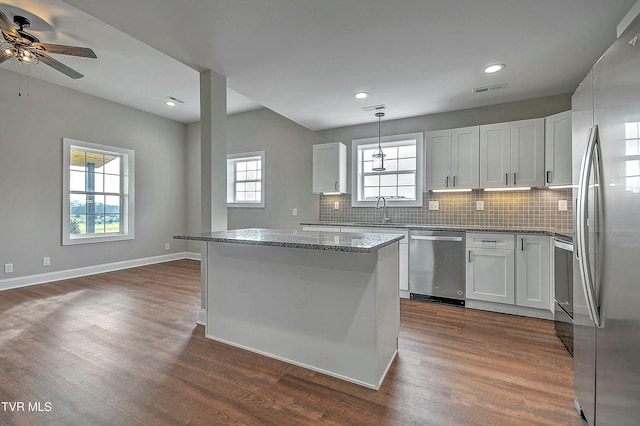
205;240;399;390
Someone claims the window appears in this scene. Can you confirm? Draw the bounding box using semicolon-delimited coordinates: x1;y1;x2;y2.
352;132;424;207
227;151;265;208
62;138;134;245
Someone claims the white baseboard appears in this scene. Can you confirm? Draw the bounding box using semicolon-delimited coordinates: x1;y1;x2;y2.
0;252;201;292
197;309;207;326
465;299;553;320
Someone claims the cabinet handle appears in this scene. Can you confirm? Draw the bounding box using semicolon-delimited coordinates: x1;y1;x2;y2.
546;170;552;184
481;240;497;243
513;173;517;185
453;175;456;187
334;181;338;191
505;173;509;185
446;176;449;188
468;250;472;263
521;238;525;251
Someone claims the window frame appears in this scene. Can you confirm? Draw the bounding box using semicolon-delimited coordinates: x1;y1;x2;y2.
62;138;135;245
227;151;266;208
351;132;424;207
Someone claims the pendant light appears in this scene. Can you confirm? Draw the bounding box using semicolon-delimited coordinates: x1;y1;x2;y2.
372;112;386;171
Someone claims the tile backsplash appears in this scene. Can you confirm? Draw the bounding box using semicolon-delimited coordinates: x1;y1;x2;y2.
319;188;573;231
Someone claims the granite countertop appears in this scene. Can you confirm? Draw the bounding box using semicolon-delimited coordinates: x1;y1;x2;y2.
301;222;573;242
174;228;405;253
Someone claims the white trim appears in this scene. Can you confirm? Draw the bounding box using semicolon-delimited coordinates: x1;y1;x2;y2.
197;309;207;326
351;132;424;207
617;0;640;37
0;253;200;292
465;299;553;320
185;251;202;261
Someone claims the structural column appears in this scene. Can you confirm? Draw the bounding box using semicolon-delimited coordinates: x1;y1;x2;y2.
199;69;228;324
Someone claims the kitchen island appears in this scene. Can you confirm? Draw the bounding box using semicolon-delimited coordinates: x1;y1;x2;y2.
174;228;403;389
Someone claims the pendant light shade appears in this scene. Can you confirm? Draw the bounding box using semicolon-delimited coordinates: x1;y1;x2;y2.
372;112;386;171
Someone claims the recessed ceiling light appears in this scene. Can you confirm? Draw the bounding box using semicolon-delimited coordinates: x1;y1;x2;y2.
354;92;369;99
484;64;505;74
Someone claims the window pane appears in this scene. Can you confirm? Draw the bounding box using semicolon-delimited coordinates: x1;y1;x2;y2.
384;159;398;172
106;214;121;233
364;175;379;187
246;182;256;192
236;182;246;192
103;156;120;174
70;194;86;214
237;171;247;182
398;158;416;171
246;170;257;181
85;215;104;234
385;147;399;159
245;192;256;201
363;161;373;173
105;196;120;213
380;187;397;197
626;160;640;176
236;192;246;201
398;145;416;158
626;139;639;156
364;187;379;198
70;171;85;192
236;161;247;172
398;173;415;185
256;182;262;191
246;160;258;171
398;186;416;199
104;174;119;193
380;174;397;186
362;148;377;162
70;214;84;234
625;122;639;139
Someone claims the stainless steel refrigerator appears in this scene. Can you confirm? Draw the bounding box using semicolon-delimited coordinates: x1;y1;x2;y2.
572;9;640;426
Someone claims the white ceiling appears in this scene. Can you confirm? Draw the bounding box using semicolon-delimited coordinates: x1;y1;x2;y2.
1;0;636;130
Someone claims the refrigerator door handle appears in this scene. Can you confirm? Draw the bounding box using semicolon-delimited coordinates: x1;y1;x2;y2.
577;125;602;328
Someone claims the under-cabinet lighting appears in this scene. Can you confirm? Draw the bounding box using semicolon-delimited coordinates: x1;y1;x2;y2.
484;187;531;192
549;184;577;189
322;192;341;195
431;189;473;193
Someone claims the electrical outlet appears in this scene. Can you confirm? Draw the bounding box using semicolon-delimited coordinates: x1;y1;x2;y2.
165;243;170;250
334;202;339;210
43;257;51;267
428;201;439;211
558;200;568;211
4;263;13;274
293;208;298;216
476;201;484;211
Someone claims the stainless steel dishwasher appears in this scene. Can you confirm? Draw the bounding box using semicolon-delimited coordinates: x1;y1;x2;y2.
409;230;465;305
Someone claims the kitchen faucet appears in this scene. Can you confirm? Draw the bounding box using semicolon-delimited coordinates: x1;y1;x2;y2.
376;196;391;224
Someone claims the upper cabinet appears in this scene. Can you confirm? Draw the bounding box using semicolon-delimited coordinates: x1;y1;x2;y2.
479;118;545;188
312;142;347;194
544;111;572;187
426;126;479;190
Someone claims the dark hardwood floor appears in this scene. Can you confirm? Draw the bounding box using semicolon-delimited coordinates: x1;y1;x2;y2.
0;260;582;425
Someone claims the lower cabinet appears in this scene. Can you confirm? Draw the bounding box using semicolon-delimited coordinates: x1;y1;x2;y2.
303;225;410;298
466;233;515;304
466;232;551;311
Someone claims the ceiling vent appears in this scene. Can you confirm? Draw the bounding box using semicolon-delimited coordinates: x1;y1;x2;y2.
472;83;507;94
361;104;386;112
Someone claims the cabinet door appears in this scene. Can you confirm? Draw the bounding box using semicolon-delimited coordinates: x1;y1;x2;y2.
451;126;480;189
544;111;572;186
510;118;545;187
426;129;452;190
312;143;346;193
466;248;515;304
480;123;511;188
515;235;551;309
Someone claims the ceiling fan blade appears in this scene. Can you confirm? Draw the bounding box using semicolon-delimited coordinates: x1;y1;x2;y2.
34;43;97;59
37;53;84;79
0;12;20;39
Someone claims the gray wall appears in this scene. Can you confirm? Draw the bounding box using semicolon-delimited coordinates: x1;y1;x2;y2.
0;68;187;279
186;107;323;251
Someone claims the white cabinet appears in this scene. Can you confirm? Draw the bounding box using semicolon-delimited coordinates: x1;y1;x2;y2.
544;110;572;187
312;142;347;194
479;118;545;188
466;233;515;304
515;234;551;309
426;126;479;190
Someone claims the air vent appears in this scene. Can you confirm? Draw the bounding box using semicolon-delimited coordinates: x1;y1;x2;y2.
361;104;386;111
472;83;507;94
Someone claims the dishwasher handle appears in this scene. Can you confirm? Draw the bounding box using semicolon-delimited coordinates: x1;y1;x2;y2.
411;235;463;242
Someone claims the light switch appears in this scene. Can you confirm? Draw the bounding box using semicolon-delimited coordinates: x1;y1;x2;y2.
558;200;568;211
334;202;339;210
293;208;298;216
476;201;484;211
428;201;439;211
43;257;51;266
4;263;13;274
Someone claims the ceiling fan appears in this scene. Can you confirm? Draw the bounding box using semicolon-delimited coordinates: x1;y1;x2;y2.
0;11;96;79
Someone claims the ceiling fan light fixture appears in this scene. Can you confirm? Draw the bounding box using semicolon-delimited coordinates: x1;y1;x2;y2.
165;96;184;107
354;91;369;99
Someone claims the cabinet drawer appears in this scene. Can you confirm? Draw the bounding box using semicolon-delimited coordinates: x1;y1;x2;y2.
466;233;514;249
